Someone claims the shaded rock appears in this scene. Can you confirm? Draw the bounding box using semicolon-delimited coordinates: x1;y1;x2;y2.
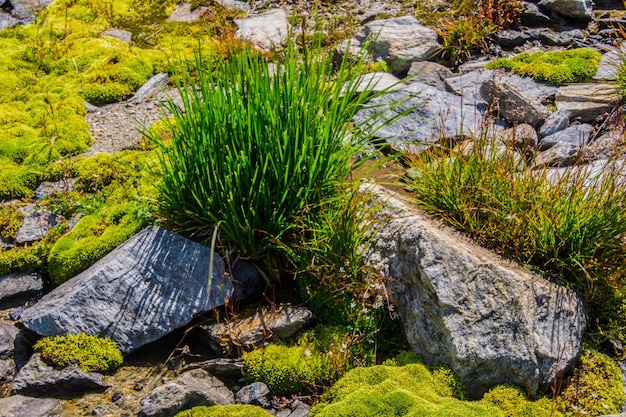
12;353;110;397
520;1;552;25
231;261;264;302
138;369;234;417
539;123;594;150
235;9;289;51
129;73;169;103
0;323;18;358
492;30;531;47
34;178;76;200
539;29;584;46
538;0;593;19
555;83;620;123
583;128;626;160
353;82;483;155
533;141;579;167
20;226;234;353
480;73;554;127
275;400;311;417
407;61;454;91
14;205;61;245
0;394;61;417
235;382;270;407
167;2;209;22
179;358;244;380
345;16;439;75
0;271;43;309
362;184;586;398
540;109;570;138
102;28;132;43
200;305;314;353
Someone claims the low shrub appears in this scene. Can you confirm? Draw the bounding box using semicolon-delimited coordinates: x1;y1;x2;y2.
34;333;123;373
558;349;625;416
486;48;601;84
174;405;273;417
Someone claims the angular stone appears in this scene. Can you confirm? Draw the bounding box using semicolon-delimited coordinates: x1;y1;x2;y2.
235;9;289;52
34;178;76;200
505;123;538;150
0;322;18;358
138;369;234;417
538;0;593;19
353;82;483;154
20;226;233;353
129;73;170;103
555;83;619;123
0;271;43;309
407;61;453;91
7;0;54;22
444;68;494;108
200;305;314;353
0;394;61;417
235;382;270;407
594;46;625;81
353;72;405;93
179;358;244;380
492;30;531;47
14;205;61;245
102;28;132;43
347;16;439;75
539;123;594;150
584;128;625;161
533;142;579;168
362;185;586;398
540;109;570;138
520;1;551;26
12;353;110;397
0;358;15;384
167;2;209;22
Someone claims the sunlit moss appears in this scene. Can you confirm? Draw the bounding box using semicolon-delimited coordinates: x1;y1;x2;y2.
34;333;123;373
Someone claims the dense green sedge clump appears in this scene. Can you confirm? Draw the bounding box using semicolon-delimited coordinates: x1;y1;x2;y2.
174;405;273;417
34;333;123;373
486;48;601;84
147;37;403;269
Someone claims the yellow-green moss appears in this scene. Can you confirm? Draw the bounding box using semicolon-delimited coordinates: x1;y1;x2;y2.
482;385;558;417
0;204;24;240
558;349;625;416
174;405;273;417
486;48;601;85
0;246;43;276
34;333;123;373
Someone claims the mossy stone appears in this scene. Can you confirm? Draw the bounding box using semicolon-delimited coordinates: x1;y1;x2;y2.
33;333;123;373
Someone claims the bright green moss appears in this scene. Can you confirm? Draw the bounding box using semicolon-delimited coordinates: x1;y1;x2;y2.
482;385;557;417
486;48;601;85
0;246;43;276
34;333;123;373
174;405;274;417
558;349;625;416
0;204;24;239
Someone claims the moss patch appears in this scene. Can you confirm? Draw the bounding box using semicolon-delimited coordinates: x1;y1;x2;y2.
34;333;123;373
486;48;601;85
174;405;273;417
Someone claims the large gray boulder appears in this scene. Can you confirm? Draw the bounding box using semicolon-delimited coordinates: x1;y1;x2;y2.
353;82;483;154
20;226;233;353
362;185;586;398
139;369;234;417
345;16;439;75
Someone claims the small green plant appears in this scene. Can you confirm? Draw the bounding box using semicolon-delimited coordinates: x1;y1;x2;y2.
436;16;495;67
175;405;273;417
486;48;602;85
557;349;625;416
0;204;24;240
33;333;123;373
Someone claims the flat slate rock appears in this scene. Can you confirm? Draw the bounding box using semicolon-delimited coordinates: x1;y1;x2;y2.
20;226;234;353
0;394;61;417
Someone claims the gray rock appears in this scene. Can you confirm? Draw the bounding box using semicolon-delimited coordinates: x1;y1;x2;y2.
0;322;18;358
584;129;624;161
353;72;405;93
179;358;244;380
0;394;61;417
14;205;61;245
215;0;250;11
138;369;234;417
492;30;531;47
539;123;594;150
235;9;289;52
480;72;554;128
347;16;439;75
594;48;624;82
102;28;132;43
539;29;584;47
20;226;234;353
0;271;43;308
520;1;552;25
200;305;314;353
7;0;54;22
362;184;586;398
129;73;169;103
505;123;538;150
0;359;15;384
353;82;483;154
167;2;209;22
276;400;311;417
34;178;76;200
555;83;620;123
235;382;270;407
12;353;110;397
533;141;579;167
444;68;494;108
540;109;570;138
0;13;19;30
538;0;593;19
407;61;453;91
